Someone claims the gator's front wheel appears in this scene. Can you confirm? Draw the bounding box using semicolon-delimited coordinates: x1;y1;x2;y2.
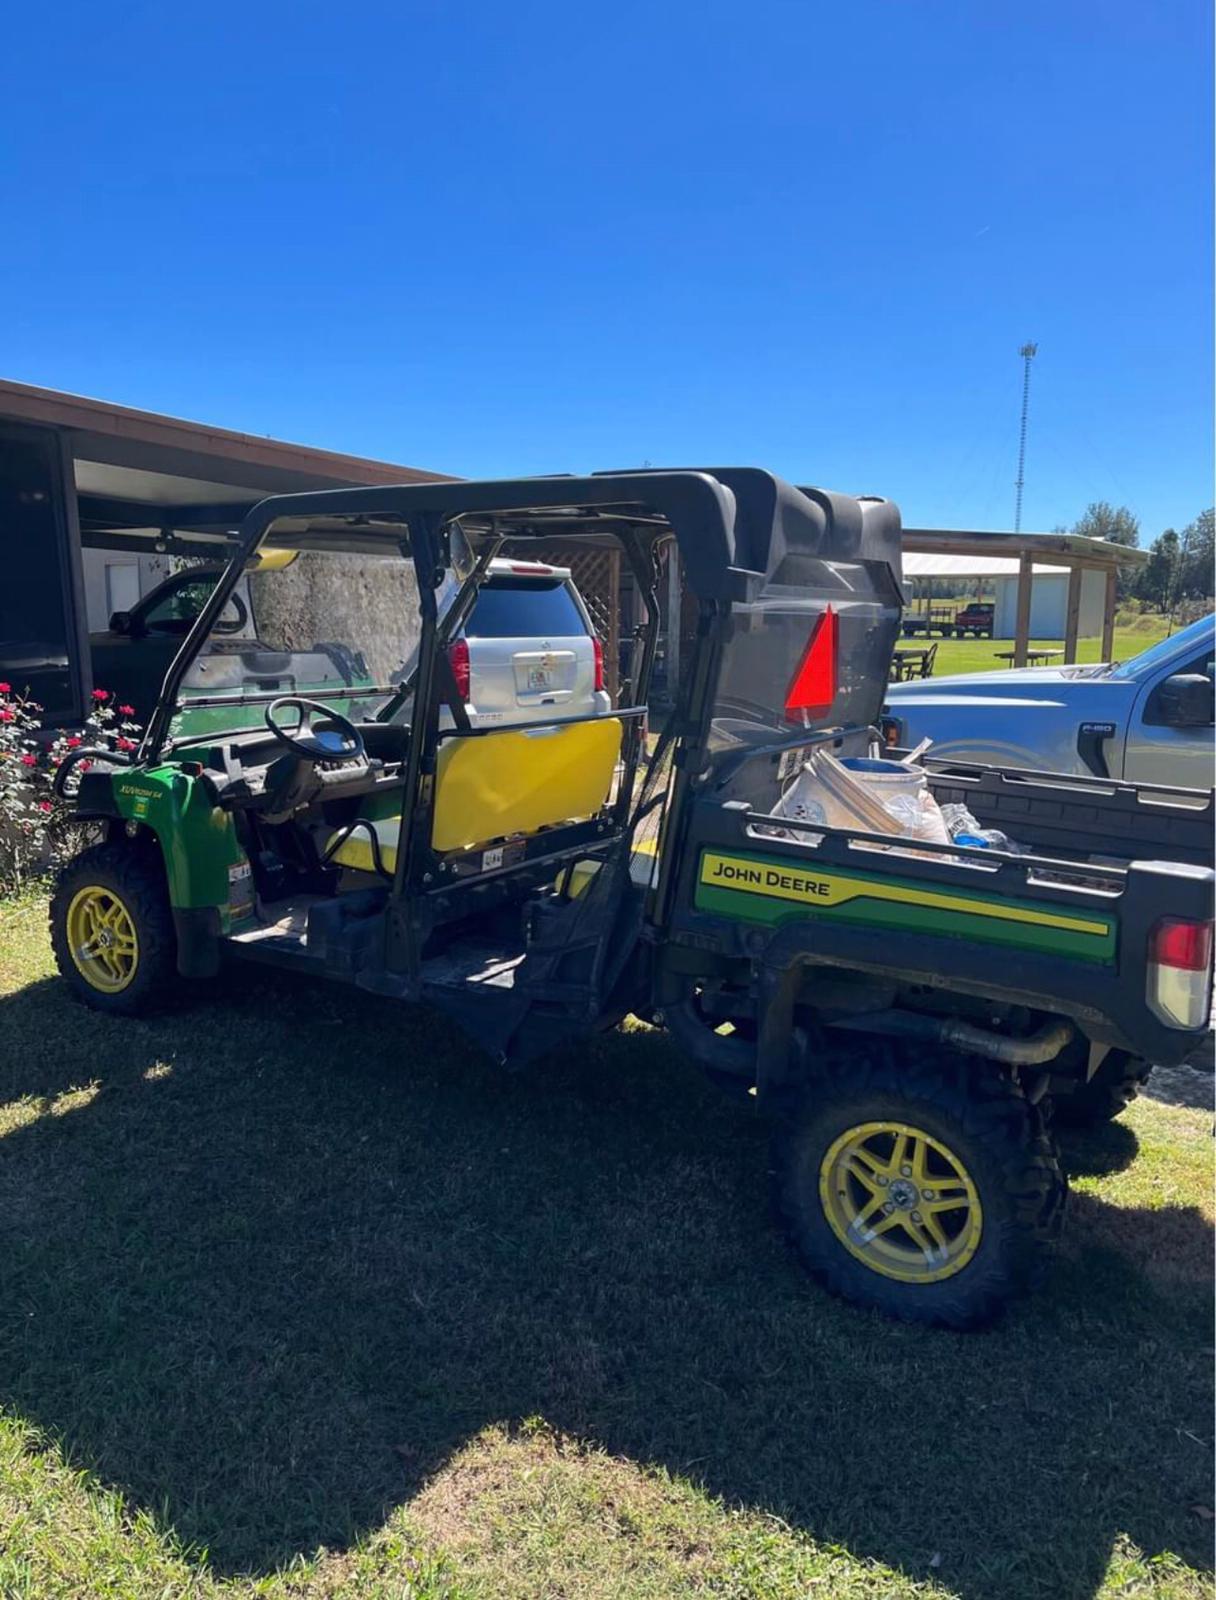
772;1049;1066;1329
51;843;177;1015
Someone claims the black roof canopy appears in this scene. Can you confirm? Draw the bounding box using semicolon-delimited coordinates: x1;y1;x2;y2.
239;468;902;603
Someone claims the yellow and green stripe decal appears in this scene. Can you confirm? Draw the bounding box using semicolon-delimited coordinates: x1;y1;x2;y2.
695;850;1116;963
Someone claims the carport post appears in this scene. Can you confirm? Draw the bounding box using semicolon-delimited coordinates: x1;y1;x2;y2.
1063;565;1083;664
1013;552;1033;668
1101;569;1118;662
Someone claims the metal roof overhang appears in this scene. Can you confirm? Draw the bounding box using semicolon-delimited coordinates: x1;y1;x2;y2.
902;552;1070;578
0;376;456;548
902;526;1148;571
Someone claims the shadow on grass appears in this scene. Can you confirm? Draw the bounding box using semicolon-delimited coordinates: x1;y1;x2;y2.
1057;1118;1140;1180
0;967;1211;1599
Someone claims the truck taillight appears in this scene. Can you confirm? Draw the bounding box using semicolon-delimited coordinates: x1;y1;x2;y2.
448;637;471;702
592;636;604;693
1147;917;1214;1029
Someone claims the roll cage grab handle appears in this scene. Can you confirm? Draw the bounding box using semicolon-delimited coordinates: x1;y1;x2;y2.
139;470;746;764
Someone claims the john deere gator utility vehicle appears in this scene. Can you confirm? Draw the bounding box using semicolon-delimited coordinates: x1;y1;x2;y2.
50;470;1215;1327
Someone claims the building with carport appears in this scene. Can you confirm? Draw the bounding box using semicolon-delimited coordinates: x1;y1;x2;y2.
901;552;1109;641
0;378;451;725
901;526;1148;665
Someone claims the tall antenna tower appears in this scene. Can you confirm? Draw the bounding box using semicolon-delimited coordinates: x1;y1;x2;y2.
1014;341;1038;532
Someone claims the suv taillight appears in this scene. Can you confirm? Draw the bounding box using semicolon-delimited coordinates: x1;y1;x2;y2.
448;637;471;702
1147;917;1214;1029
592;636;604;693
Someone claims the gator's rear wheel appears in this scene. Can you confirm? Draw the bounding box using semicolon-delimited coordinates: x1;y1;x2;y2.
51;843;177;1015
772;1048;1066;1329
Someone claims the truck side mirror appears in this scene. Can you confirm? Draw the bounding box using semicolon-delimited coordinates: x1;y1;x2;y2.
109;610;147;638
1157;673;1214;728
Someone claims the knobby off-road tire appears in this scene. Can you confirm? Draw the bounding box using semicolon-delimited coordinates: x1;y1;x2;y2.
50;841;178;1016
1052;1052;1153;1128
771;1046;1067;1330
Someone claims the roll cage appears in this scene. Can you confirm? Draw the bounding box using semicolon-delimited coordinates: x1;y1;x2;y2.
137;469;903;986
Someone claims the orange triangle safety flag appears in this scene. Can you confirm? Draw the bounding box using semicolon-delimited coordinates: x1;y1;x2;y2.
784;606;837;719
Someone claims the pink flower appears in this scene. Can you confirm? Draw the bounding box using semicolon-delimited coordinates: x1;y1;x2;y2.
20;753;36;767
79;760;92;773
37;800;52;813
0;682;10;693
119;704;136;716
0;710;13;724
91;688;108;701
66;736;82;748
115;737;136;752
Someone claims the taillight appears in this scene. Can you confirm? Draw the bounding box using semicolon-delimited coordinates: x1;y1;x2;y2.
1147;917;1214;1029
592;636;605;693
448;637;471;702
1152;919;1213;970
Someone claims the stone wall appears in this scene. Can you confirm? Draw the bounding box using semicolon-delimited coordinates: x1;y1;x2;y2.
249;555;422;684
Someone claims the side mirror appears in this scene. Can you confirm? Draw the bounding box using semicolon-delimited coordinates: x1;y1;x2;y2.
1157;673;1214;728
109;610;148;638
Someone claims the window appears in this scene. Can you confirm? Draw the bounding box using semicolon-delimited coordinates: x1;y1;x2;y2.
105;561;140;615
466;578;586;639
141;574;247;636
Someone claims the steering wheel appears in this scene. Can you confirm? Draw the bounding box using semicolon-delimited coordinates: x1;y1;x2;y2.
265;697;366;763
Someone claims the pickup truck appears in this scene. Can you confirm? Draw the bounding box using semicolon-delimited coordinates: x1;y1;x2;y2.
883;613;1215;791
948;601;994;637
901;602;994;639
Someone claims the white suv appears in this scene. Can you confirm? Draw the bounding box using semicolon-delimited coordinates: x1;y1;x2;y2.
444;559;611;728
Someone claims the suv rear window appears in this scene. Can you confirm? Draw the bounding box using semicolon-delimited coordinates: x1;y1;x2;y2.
466;578;587;639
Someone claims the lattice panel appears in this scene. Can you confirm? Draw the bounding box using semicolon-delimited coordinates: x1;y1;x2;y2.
527;543;622;701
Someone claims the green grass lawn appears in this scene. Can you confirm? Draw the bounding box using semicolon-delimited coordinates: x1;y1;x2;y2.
0;892;1211;1599
918;616;1172;678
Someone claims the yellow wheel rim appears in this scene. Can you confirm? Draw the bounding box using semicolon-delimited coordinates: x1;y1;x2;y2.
65;885;139;994
819;1120;982;1284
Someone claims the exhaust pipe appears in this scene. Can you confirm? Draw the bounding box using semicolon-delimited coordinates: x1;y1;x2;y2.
828;1009;1074;1066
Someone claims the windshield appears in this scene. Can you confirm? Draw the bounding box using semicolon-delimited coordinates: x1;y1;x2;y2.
168;545;421;739
1108;615;1215;680
709;562;902;754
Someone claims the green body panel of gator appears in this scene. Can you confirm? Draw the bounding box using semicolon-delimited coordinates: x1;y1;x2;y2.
111;766;246;912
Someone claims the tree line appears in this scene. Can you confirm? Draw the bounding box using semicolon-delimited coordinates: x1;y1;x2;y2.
1065;502;1214;610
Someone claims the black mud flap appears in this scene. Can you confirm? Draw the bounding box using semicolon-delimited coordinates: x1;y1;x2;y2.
173;906;222;978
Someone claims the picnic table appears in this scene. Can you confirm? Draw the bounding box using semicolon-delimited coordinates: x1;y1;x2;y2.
993;648;1065;666
890;646;936;682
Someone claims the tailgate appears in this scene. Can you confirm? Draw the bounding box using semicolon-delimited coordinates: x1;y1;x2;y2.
511;645;579;703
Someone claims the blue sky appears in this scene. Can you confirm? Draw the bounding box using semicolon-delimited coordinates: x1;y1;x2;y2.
2;0;1211;539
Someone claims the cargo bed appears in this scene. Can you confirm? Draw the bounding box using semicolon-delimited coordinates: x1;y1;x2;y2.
669;759;1215;1068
